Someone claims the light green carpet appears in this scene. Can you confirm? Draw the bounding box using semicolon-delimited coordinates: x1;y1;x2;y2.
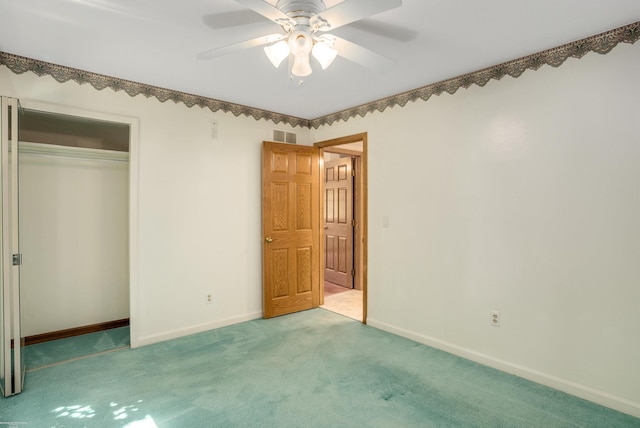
2;309;638;427
25;326;130;370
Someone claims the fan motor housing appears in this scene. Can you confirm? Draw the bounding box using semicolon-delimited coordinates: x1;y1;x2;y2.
276;0;326;18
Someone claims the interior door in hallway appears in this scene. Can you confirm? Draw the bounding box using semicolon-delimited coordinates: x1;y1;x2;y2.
262;141;320;318
324;157;353;288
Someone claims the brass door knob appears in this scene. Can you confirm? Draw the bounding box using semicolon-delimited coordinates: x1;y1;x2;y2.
265;237;273;243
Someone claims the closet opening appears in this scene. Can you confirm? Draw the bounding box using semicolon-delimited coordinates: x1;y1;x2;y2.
20;108;131;369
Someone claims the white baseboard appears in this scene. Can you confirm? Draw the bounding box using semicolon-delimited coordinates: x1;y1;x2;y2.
133;311;263;348
367;318;640;419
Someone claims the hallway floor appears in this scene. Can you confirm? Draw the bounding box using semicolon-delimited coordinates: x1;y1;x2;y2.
321;281;363;322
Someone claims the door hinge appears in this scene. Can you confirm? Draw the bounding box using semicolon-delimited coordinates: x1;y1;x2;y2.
352;168;356;177
12;253;22;266
351;269;355;277
352;219;356;227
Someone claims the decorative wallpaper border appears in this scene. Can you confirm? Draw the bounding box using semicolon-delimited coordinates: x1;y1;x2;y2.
1;20;638;130
0;52;310;129
309;20;640;129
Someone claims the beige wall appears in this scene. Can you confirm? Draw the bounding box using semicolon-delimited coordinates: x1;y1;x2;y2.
311;42;640;417
0;68;309;347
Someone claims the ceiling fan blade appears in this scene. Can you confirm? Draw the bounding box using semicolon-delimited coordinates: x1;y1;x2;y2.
235;0;294;28
312;0;402;32
202;11;269;30
197;34;285;60
348;18;417;42
332;36;395;71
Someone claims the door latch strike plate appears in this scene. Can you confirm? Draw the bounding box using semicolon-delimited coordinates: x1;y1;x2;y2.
12;253;21;266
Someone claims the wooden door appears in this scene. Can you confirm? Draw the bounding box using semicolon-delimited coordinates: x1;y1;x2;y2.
323;157;353;288
262;141;320;318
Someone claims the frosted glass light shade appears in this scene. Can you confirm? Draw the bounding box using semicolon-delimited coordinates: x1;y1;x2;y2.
312;42;338;69
264;40;290;68
291;53;312;77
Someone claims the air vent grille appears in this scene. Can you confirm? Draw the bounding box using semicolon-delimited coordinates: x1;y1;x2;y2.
273;129;297;144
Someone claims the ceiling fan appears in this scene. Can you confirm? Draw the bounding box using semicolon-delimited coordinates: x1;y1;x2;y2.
197;0;403;79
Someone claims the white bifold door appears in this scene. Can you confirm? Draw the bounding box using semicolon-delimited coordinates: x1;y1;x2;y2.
0;96;24;396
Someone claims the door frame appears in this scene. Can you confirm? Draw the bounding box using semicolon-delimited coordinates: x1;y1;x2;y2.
18;99;140;348
315;133;368;323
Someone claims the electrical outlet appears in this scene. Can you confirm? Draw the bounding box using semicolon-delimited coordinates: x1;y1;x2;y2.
491;310;500;327
206;293;213;304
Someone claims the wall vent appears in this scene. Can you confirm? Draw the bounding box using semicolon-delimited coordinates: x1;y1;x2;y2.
273;130;297;144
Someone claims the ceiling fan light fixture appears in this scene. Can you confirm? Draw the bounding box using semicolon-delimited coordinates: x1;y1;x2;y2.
264;40;290;68
199;0;404;80
287;29;314;77
312;41;338;70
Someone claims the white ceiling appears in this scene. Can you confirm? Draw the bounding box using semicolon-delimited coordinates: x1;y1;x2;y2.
1;0;639;120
